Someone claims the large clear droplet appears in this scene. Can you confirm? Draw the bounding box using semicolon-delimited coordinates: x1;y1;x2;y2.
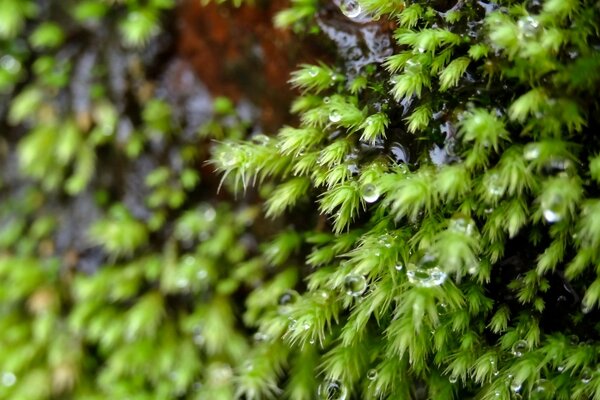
448;375;458;383
523;143;540;161
511;340;527;357
329;111;342;123
541;194;564;223
0;55;21;74
344;274;367;297
530;379;554;400
338;0;362;19
317;380;348;400
1;372;16;387
510;379;522;393
366;369;378;380
406;254;447;288
517;16;540;39
581;368;593;384
486;173;504;197
404;59;421;74
361;183;380;203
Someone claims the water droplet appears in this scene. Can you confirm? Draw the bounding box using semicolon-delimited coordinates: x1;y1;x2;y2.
450;216;476;235
309;338;316;344
406;255;447;288
523;143;540;160
557;364;566;372
542;194;564;223
0;55;21;74
512;340;527;357
582;303;592;314
309;67;319;77
367;369;378;380
210;363;233;385
438;302;448;316
253;332;271;343
530;379;553;400
278;290;299;314
221;150;237;167
344;274;367;297
404;59;421;74
317;380;348;400
581;368;593;384
395;264;404;271
1;372;16;387
510;380;522;393
569;335;579;345
193;326;205;346
486;173;504;197
361;183;380;203
449;375;458;383
390;142;409;164
338;0;362;19
329;111;342;123
517;16;541;39
544;158;573;176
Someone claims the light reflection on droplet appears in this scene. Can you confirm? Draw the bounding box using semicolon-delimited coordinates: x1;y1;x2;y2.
361;183;380;203
344;274;367;297
512;340;527;357
317;379;348;400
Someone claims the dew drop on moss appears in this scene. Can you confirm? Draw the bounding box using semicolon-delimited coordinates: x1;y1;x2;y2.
542;195;564;223
450;216;475;235
0;55;20;74
406;255;447;287
308;67;319;77
448;375;458;384
1;372;16;387
511;340;527;357
344;274;367;297
395;264;403;271
253;332;271;343
530;379;553;400
581;368;592;384
329;111;342;123
337;0;362;19
366;369;377;380
278;290;299;314
523;143;540;160
317;380;348;400
510;380;522;393
361;183;380;203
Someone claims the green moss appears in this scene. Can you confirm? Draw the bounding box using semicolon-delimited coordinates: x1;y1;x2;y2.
1;0;600;399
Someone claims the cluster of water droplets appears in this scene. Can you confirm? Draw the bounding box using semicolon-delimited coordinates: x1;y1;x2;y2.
317;4;391;79
317;379;348;400
406;253;447;288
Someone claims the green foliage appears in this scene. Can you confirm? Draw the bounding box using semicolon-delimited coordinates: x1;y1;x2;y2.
1;0;600;399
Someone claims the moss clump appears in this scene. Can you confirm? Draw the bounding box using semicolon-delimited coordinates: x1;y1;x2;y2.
1;0;600;399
